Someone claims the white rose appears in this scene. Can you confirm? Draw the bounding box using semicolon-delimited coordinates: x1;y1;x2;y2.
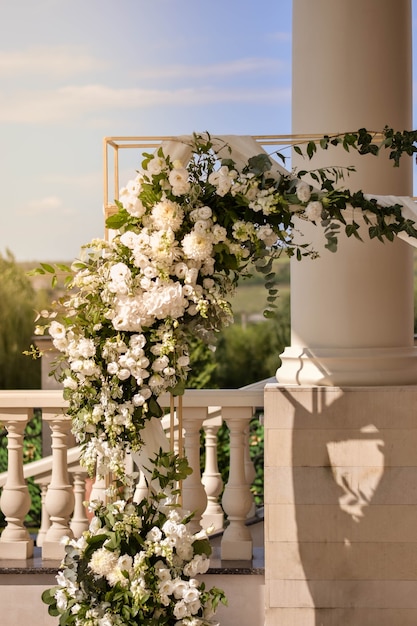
304;200;323;222
147;156;166;175
198;206;212;219
146;526;162;542
117;368;131;381
173;600;189;619
63;377;78;390
169;167;190;196
296;181;311;203
49;321;66;339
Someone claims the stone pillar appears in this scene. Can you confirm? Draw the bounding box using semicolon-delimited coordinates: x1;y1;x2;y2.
265;385;417;626
265;2;417;625
277;0;417;387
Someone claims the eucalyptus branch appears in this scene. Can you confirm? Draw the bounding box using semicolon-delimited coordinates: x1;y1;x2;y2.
288;126;417;167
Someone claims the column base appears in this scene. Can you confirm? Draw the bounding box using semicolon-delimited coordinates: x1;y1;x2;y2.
277;346;417;386
42;540;66;561
0;538;34;560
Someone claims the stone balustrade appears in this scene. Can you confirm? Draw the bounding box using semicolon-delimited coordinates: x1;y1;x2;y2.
0;388;263;562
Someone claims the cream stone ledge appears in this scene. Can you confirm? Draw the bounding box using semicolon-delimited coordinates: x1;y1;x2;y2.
277;345;417;387
0;388;264;409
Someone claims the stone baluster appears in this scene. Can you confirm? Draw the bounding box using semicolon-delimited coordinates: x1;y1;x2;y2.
35;478;51;547
89;465;108;505
221;406;254;560
0;409;34;559
201;411;224;531
42;410;75;559
182;406;208;533
69;468;89;538
244;421;257;519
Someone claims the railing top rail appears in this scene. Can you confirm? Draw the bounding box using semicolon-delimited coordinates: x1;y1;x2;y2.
0;388;265;410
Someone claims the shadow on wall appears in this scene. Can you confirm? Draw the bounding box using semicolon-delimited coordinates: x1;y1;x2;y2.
285;387;417;625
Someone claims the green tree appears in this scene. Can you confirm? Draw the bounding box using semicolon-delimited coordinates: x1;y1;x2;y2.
211;293;291;388
0;249;40;389
0;250;42;528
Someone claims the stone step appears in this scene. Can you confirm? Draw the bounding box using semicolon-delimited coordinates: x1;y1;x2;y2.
0;521;265;626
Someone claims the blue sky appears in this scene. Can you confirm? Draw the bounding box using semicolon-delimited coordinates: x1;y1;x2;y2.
0;0;414;262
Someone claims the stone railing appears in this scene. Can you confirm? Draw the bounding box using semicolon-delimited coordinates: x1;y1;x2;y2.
0;388;264;562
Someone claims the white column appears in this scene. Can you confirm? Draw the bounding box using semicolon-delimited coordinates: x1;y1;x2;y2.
277;0;416;386
266;3;416;625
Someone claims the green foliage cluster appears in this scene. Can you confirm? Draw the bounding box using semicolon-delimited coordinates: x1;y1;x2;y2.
0;250;41;389
292;126;417;167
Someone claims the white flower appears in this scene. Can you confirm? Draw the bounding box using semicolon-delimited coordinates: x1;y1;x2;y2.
151;199;184;231
169;167;191;196
89;517;102;534
183;554;210;576
176;542;194;561
173;600;190;619
55;589;68;611
304;200;323;222
147;155;166;175
182;231;213;261
146;526;162;542
296;181;311;203
198;206;212;219
212;224;227;243
49;321;66;340
152;355;169;372
63;376;78;390
109;262;131;281
89;547;119;578
208;165;236;196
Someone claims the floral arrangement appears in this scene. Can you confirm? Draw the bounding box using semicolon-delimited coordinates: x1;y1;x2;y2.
34;129;417;626
42;450;226;626
33;131;417;481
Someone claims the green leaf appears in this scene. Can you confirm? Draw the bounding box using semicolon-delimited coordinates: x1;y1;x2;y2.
306;141;317;159
170;379;185;396
192;538;212;556
42;587;58;605
40;263;55;273
105;210;130;229
246;154;272;175
104;531;119;551
293;145;303;156
148;396;163;418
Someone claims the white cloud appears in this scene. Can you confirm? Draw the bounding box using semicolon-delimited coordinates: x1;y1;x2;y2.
42;171;101;189
132;57;288;80
20;195;74;216
0;46;106;77
0;84;291;124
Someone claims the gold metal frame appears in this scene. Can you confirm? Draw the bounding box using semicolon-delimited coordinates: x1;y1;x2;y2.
102;133;343;237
